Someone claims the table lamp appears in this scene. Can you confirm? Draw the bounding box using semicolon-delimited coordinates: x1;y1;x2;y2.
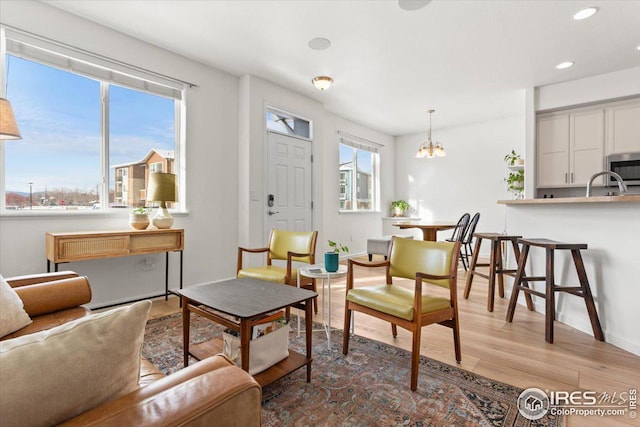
147;172;177;229
0;97;22;140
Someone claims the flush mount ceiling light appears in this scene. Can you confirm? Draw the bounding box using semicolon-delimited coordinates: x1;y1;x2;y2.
416;109;446;159
312;76;333;91
573;7;598;20
398;0;431;11
556;61;575;69
308;37;331;51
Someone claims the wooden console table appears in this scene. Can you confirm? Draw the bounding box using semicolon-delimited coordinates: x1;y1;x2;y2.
46;229;184;301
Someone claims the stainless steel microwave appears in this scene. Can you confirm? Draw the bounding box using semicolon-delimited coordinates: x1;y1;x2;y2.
607;152;640;186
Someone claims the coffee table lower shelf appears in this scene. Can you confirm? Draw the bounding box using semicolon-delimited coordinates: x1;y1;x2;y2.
189;337;312;388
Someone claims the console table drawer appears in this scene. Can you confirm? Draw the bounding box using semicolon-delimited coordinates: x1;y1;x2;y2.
130;232;183;253
56;236;130;261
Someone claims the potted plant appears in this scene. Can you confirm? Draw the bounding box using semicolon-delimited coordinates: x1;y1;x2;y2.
504;149;524;166
325;240;349;272
506;169;525;199
129;207;151;230
390;200;411;217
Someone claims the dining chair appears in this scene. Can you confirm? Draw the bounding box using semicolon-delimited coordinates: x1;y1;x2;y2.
237;229;319;313
343;237;461;391
447;212;470;243
459;212;480;271
446;212;470;269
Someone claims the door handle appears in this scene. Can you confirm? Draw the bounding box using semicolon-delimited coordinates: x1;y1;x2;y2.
268;210;280;216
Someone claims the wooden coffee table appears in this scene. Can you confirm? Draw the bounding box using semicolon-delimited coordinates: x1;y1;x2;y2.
179;277;317;387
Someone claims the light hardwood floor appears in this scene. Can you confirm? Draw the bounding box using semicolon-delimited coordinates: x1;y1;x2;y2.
148;258;639;427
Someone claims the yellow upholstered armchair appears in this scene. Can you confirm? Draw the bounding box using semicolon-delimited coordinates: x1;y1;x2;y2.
237;229;319;312
343;237;461;391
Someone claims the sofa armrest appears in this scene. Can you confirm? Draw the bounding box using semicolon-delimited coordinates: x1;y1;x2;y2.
60;355;262;427
5;271;79;288
13;276;92;317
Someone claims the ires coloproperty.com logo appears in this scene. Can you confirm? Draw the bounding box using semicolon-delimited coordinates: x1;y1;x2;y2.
518;387;637;420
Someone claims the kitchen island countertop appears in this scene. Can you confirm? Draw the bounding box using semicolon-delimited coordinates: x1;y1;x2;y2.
498;195;640;205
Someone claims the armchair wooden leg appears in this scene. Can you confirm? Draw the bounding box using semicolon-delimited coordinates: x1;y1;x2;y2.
410;327;422;391
452;315;462;363
391;323;398;338
343;305;352;355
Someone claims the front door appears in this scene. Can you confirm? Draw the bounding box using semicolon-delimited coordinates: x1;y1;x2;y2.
266;131;312;236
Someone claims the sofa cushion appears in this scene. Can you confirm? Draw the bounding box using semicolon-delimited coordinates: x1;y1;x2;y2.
0;300;151;427
0;274;32;337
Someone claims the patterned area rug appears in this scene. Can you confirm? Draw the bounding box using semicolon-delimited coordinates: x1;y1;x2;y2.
143;313;562;427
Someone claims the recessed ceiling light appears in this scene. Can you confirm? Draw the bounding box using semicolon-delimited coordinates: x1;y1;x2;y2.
556;61;575;70
308;37;331;51
397;0;431;11
573;7;599;20
312;76;333;91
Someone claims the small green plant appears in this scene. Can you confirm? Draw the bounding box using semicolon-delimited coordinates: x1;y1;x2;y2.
504;149;522;166
506;169;525;191
132;207;151;215
390;200;410;211
328;240;349;253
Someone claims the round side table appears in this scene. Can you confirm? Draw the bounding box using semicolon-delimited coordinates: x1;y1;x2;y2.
298;264;348;348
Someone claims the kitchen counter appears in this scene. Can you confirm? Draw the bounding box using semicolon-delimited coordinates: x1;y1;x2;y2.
498;195;640;205
500;195;639;356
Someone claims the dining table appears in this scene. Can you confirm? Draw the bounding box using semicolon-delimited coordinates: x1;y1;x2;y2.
392;220;457;241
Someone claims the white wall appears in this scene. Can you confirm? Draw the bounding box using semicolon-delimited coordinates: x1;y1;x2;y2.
0;1;240;307
322;113;395;256
237;76;396;259
536;66;640;112
394;111;526;247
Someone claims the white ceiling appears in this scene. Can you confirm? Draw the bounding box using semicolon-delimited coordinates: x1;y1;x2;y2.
43;0;640;136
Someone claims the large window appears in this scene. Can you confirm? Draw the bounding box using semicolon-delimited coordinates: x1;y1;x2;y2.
339;138;379;212
1;29;183;213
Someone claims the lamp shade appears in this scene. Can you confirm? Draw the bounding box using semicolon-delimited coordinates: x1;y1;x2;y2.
0;98;22;140
312;76;333;91
147;172;177;203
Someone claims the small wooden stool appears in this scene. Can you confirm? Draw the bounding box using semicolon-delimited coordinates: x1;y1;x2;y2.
464;233;533;312
506;238;605;344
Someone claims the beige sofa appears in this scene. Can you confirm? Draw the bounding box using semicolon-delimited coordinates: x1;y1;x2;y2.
1;272;262;427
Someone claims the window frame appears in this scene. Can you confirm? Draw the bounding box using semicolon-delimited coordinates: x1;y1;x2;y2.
338;137;380;213
0;27;186;215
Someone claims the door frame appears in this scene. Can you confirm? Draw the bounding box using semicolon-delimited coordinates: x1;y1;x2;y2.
263;106;314;243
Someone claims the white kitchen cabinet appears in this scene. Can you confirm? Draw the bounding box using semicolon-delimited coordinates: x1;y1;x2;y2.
607;99;640;155
537;108;604;188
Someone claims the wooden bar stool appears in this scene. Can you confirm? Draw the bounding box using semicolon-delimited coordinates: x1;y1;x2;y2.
506;238;605;344
464;233;533;312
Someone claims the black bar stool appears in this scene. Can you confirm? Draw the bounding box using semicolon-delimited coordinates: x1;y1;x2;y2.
506;238;605;344
464;233;533;312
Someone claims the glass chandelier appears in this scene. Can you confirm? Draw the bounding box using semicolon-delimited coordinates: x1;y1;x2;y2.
416;109;446;158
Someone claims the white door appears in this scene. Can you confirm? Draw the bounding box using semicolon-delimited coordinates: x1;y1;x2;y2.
266;131;312;236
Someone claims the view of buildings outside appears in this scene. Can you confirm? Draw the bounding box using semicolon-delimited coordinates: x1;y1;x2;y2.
3;55;175;211
339;142;375;211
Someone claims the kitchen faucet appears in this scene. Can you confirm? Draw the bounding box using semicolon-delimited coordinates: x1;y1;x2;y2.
586;171;628;197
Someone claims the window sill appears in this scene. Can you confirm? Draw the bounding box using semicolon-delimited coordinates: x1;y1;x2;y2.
338;210;381;214
0;210;189;219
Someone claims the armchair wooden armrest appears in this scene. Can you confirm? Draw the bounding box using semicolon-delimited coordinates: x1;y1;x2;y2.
236;246;270;273
415;271;454;281
285;251;313;286
346;258;390;291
